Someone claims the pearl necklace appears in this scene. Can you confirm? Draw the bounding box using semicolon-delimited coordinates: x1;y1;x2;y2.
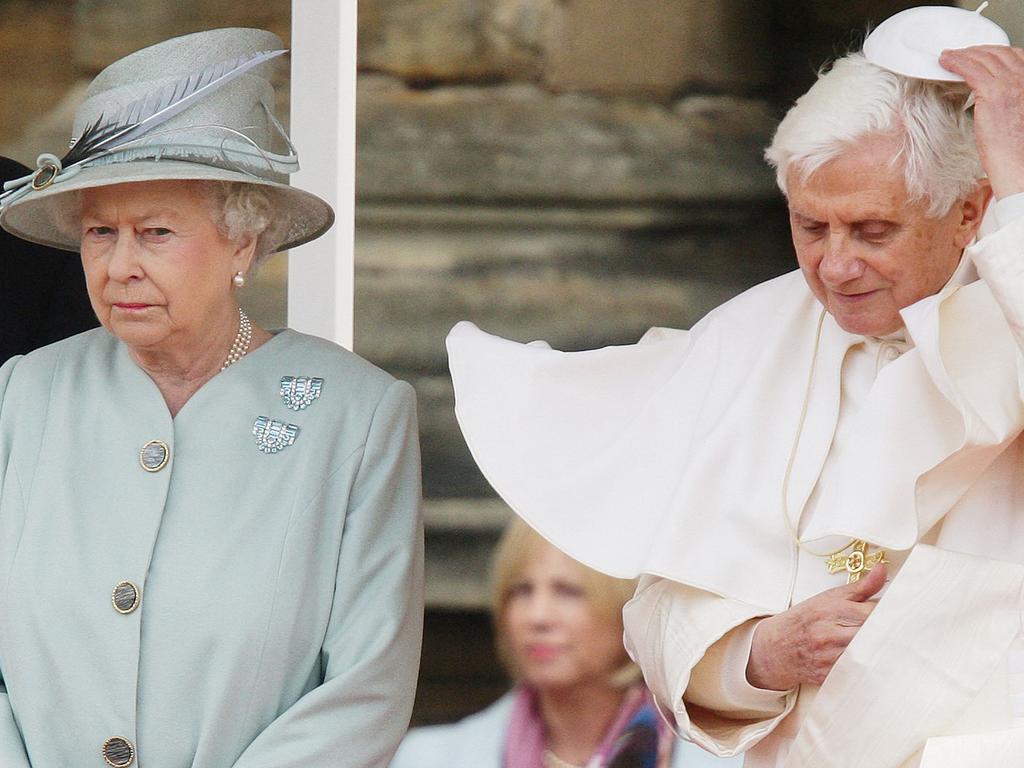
220;307;253;371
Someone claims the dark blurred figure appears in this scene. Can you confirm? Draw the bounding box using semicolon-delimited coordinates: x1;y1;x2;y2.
0;156;97;364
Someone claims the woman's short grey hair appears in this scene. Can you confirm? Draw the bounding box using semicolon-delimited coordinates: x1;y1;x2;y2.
765;52;983;218
195;181;285;268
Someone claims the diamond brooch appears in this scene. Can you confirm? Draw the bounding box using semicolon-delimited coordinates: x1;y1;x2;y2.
280;376;324;411
253;416;300;454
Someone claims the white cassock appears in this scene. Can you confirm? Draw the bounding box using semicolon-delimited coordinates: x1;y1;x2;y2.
446;198;1024;768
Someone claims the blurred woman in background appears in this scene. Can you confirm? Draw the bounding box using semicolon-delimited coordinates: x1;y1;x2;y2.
393;518;738;768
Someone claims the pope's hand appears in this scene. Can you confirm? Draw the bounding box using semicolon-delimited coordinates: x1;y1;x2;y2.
745;563;887;691
940;46;1024;199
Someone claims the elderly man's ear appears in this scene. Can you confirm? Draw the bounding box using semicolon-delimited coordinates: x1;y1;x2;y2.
954;179;993;248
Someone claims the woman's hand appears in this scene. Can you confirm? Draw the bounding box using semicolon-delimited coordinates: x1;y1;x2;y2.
745;564;887;691
941;45;1024;199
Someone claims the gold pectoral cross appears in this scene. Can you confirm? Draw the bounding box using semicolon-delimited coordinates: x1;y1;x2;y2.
826;540;888;584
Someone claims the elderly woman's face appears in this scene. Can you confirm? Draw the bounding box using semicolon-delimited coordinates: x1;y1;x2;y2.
787;134;986;337
503;541;626;693
79;181;253;353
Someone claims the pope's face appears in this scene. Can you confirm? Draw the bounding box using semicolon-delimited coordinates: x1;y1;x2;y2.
786;134;988;337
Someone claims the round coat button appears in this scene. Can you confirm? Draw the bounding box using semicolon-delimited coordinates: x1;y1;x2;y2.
102;736;135;767
139;440;169;472
112;581;140;614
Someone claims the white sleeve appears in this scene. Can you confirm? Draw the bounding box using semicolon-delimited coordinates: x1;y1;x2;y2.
622;576;795;757
687;619;792;717
991;192;1024;229
969;215;1024;349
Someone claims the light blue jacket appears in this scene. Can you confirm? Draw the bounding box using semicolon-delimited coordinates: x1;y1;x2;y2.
391;691;743;767
0;328;424;767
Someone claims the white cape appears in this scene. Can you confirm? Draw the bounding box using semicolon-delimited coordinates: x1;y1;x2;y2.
447;268;1024;612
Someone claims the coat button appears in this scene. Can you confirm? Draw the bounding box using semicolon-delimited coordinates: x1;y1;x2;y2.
111;581;140;614
102;736;135;767
139;440;169;472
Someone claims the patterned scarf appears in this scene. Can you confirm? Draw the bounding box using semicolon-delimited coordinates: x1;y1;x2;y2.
503;684;673;768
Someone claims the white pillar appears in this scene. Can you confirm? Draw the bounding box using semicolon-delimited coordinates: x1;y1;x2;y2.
288;0;358;349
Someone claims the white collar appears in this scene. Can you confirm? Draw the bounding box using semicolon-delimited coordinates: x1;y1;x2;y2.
875;252;978;347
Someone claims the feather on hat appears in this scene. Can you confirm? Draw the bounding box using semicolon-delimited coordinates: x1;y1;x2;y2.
0;27;334;253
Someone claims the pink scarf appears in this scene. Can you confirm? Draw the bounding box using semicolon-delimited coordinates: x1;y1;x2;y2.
503;685;672;768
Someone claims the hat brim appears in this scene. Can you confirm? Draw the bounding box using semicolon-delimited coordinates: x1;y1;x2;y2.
0;159;334;254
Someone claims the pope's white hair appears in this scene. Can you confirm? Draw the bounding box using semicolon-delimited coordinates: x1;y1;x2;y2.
765;52;983;218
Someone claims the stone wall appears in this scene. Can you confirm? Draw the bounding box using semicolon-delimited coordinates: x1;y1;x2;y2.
358;0;555;83
0;1;80;163
359;0;773;96
959;0;1024;44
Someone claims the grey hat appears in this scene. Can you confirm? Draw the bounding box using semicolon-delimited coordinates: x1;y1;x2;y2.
0;27;334;253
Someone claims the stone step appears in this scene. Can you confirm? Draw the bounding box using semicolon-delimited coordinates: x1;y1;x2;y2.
423;498;512;609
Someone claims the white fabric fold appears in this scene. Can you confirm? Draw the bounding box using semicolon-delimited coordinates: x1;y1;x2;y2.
918;728;1024;767
622;578;793;757
448;249;1024;611
782;545;1024;768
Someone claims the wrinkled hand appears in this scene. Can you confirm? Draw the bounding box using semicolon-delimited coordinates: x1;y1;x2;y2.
746;564;887;691
940;46;1024;198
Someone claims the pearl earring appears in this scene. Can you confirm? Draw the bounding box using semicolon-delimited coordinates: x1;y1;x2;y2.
232;271;246;288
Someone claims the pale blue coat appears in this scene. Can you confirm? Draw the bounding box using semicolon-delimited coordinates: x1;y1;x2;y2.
391;691;743;768
0;328;424;767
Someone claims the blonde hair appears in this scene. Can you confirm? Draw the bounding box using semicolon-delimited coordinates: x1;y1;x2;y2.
490;517;641;688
